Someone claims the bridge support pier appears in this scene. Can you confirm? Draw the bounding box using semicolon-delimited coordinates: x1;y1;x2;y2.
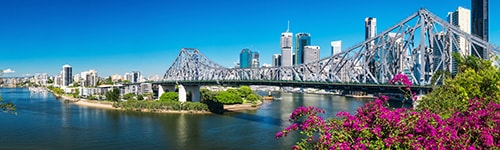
157;85;176;100
178;84;200;102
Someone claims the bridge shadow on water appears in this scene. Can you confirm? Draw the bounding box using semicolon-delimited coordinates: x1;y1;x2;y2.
222;111;282;126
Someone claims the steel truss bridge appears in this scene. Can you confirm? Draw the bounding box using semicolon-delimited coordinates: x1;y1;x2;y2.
161;8;500;92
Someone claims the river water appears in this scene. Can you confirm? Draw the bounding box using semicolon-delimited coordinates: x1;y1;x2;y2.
0;88;368;149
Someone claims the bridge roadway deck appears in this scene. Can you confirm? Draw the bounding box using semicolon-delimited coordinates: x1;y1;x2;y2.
142;80;433;94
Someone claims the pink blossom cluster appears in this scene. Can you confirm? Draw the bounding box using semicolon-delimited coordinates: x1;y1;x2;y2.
276;74;500;149
389;73;413;90
276;96;500;149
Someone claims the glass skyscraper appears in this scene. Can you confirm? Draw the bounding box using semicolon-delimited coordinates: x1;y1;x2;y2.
239;48;251;68
471;0;489;59
295;33;311;65
62;64;72;86
239;48;260;68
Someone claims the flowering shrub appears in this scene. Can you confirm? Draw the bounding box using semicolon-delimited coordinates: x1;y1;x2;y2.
276;73;500;149
418;55;500;118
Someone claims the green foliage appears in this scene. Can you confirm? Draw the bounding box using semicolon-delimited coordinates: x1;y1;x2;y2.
160;92;178;102
237;86;253;98
87;95;98;100
47;78;53;84
226;88;242;97
52;87;63;95
246;93;260;102
106;87;120;102
123;93;136;100
142;92;153;100
72;89;80;98
113;100;208;112
137;95;144;100
215;91;243;104
0;96;16;114
200;88;218;101
418;54;500;118
104;76;113;85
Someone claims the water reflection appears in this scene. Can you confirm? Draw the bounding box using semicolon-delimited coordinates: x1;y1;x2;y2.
0;88;368;149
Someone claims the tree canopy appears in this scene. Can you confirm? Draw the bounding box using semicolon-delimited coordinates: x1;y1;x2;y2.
215;91;243;104
106;87;120;101
418;54;500;118
0;96;15;114
160;92;178;102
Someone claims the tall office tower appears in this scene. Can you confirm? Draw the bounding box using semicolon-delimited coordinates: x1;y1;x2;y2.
272;54;282;67
281;21;293;67
132;71;141;83
365;17;377;41
448;7;471;56
61;64;72;86
303;46;320;64
448;7;471;75
331;40;342;55
295;33;311;64
239;48;252;68
251;51;260;68
471;0;489;59
365;17;377;82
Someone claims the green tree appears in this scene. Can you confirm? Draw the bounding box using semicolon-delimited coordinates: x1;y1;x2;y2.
160;92;178;102
417;54;500;118
123;93;136;100
226;88;242;97
53;87;63;95
246;93;260;102
200;88;218;101
47;78;53;84
237;86;253;98
137;95;144;100
72;89;80;98
106;87;120;101
105;76;113;85
215;91;243;104
0;96;15;114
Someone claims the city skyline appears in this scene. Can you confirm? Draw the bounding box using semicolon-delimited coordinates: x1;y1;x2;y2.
1;0;499;77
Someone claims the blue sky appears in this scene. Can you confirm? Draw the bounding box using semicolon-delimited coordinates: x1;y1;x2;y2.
1;0;499;77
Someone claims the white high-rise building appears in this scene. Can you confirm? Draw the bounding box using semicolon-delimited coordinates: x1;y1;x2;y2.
125;73;133;82
61;64;72;87
448;7;471;56
280;21;293;67
331;40;342;55
303;46;320;64
365;17;377;40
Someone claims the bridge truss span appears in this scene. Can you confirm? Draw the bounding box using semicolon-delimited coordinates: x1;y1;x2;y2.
163;9;500;86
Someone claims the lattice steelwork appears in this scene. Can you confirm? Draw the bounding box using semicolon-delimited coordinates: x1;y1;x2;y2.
164;9;500;85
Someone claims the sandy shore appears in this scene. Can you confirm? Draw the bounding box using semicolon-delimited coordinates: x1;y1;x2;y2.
224;101;263;112
74;100;119;110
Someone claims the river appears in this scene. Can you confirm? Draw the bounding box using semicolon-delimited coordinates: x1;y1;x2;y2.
0;88;369;149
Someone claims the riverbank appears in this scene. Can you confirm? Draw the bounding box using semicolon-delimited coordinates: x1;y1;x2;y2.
49;89;262;113
224;101;262;112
